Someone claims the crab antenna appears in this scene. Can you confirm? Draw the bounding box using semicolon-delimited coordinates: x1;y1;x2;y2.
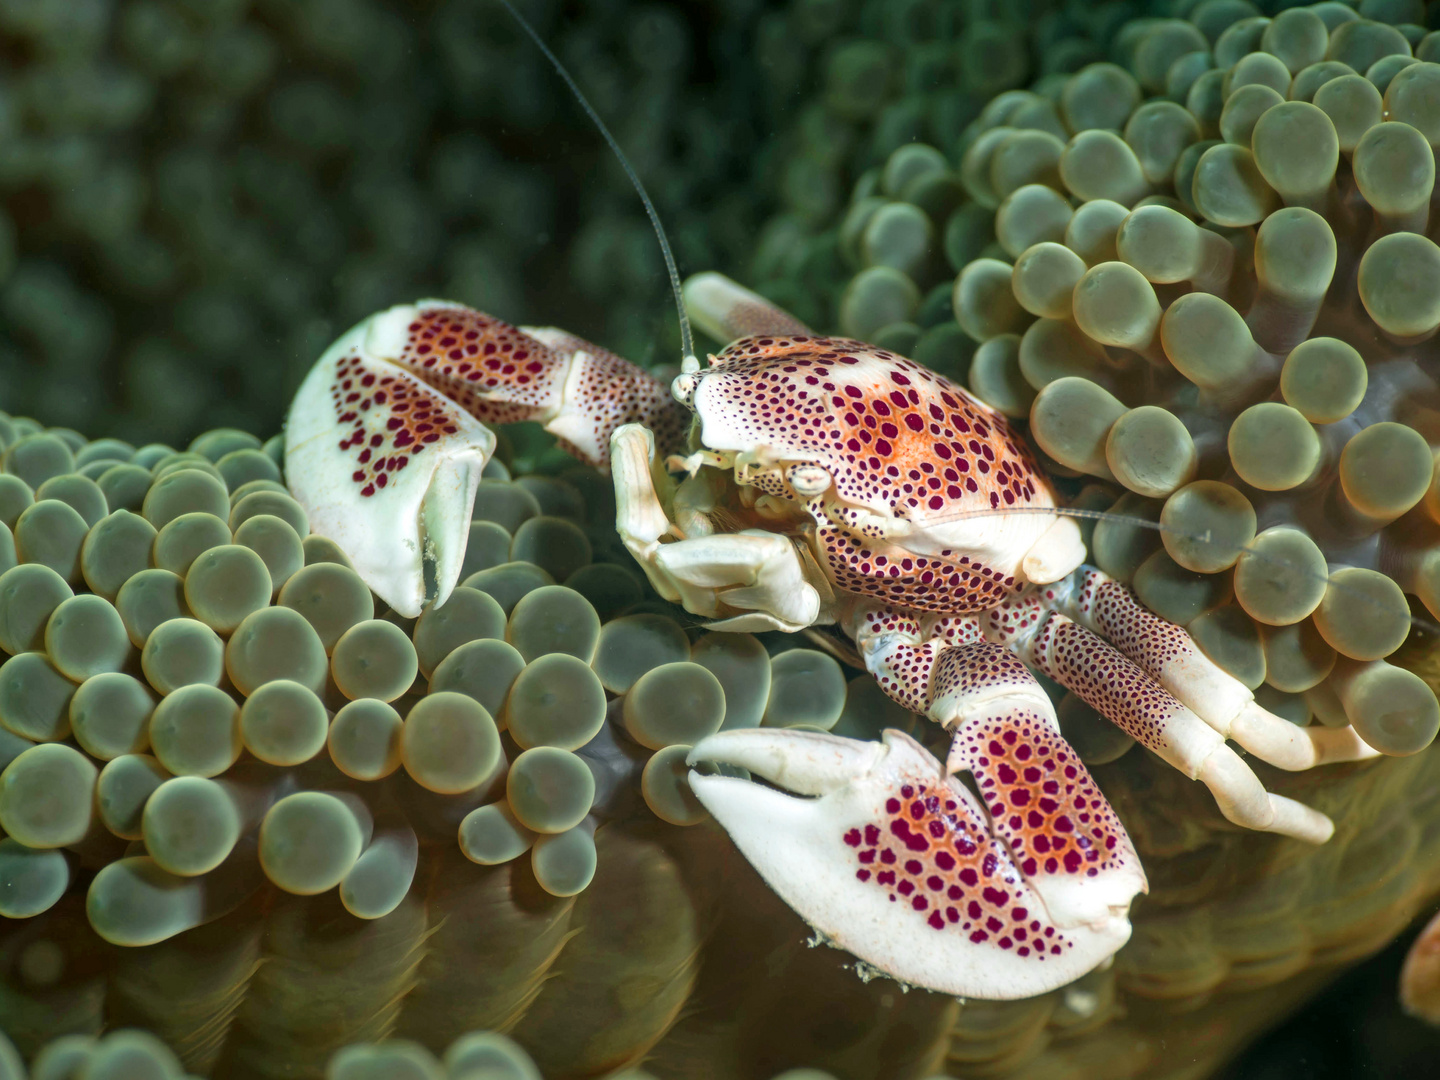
499;0;698;373
924;503;1201;540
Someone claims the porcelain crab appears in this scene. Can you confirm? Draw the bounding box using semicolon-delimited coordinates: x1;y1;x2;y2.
284;271;1380;1000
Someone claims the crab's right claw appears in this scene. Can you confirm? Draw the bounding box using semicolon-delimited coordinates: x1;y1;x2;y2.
285;305;494;618
687;728;1138;1000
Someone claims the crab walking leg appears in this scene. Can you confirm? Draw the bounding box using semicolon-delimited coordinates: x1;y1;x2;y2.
682;272;814;344
687;725;1137;1000
1019;612;1334;844
851;610;1146;932
1046;568;1379;770
610;425;825;632
1400;906;1440;1024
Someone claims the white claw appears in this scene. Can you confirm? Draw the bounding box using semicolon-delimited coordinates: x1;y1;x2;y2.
285;306;494;617
689;728;884;796
688;728;1136;1000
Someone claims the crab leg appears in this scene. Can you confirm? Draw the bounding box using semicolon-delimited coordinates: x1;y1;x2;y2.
1048;569;1379;770
286;301;688;615
1013;610;1335;844
516;325;690;465
682;272;814;344
1401;906;1440;1025
853;612;1147;926
610;424;825;632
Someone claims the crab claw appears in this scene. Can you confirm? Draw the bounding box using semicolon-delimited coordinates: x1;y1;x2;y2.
687;728;1137;1000
285;304;495;617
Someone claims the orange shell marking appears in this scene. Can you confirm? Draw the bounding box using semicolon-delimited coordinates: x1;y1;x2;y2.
694;335;1052;613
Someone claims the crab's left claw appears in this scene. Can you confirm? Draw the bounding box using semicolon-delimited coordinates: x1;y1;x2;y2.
285;306;494;617
687;728;1136;1000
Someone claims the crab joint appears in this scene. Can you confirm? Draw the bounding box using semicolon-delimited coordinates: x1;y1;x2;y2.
668;449;734;477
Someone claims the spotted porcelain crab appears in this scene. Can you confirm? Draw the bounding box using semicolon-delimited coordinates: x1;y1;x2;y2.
285;272;1380;1001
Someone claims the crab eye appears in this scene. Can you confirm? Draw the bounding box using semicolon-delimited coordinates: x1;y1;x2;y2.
671;372;700;407
786;465;832;498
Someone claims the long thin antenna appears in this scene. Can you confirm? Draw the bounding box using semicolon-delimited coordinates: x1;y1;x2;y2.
499;0;697;369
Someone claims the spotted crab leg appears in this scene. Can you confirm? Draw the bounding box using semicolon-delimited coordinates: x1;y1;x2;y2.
859;621;1146;920
985;590;1336;844
682;272;814;344
1051;569;1380;771
286;300;688;616
687;613;1144;999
